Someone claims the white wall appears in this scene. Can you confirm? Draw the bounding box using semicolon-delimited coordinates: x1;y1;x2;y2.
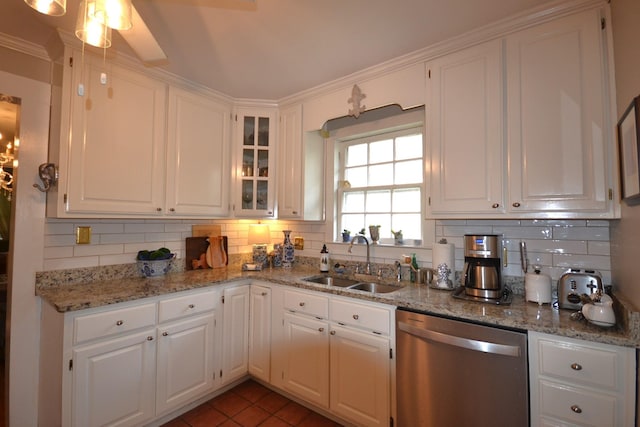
610;0;640;309
0;71;50;427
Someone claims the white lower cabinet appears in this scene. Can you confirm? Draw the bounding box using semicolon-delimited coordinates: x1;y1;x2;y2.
283;312;331;407
39;287;223;427
248;283;272;382
155;313;216;416
329;325;390;426
275;288;395;426
221;284;250;385
72;328;157;427
528;331;636;427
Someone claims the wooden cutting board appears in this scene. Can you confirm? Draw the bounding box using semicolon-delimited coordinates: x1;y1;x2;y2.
185;236;228;270
206;236;228;269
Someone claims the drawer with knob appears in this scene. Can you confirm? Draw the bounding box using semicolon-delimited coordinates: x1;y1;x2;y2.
283;289;328;318
73;302;157;344
539;379;616;426
158;289;217;323
330;297;391;335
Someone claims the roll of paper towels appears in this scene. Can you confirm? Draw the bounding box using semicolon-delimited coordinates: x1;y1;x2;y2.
432;242;455;288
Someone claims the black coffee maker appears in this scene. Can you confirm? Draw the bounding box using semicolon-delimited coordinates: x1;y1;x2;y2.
462;234;503;299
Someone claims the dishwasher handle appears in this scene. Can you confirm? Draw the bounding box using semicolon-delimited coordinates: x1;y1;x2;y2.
398;321;521;357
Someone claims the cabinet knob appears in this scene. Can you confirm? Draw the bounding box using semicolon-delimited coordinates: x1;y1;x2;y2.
292;211;298;215
492;203;500;209
299;302;305;307
156;207;162;212
188;304;195;309
330;330;336;335
353;314;359;320
147;336;154;341
268;211;273;216
318;327;324;332
512;202;521;208
570;405;582;414
169;208;175;212
261;292;268;296
162;332;168;336
570;363;582;371
116;320;124;326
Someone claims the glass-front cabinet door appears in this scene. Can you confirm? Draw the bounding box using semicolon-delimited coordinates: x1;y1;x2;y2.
235;107;276;217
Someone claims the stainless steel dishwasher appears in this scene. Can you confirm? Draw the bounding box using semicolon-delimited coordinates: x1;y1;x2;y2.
396;308;529;426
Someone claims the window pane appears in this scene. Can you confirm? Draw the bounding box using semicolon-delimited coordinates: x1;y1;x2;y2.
366;190;391;212
368;164;393;186
395;159;423;184
343;191;364;213
346;144;367;167
369;139;393;164
393;188;421;212
396;134;423;160
258;117;270;146
342;214;364;235
392;214;421;239
243;117;255;146
346;166;367;187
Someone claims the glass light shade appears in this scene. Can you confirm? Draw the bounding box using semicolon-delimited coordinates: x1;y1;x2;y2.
248;224;270;245
75;1;112;48
92;0;132;30
24;0;66;16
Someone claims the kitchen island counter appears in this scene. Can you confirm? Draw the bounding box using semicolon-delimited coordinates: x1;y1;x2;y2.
36;264;640;348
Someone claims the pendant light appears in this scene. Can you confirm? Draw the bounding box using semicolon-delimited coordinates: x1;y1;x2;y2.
92;0;133;31
24;0;66;16
75;1;112;49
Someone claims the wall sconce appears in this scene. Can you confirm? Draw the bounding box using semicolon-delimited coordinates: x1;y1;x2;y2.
248;223;270;267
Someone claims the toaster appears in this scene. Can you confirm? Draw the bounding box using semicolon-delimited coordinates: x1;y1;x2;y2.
557;269;603;310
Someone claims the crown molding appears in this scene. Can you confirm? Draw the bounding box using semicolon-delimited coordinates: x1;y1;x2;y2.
277;0;609;106
0;32;50;61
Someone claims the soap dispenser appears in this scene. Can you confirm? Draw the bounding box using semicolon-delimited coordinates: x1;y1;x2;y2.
320;244;330;272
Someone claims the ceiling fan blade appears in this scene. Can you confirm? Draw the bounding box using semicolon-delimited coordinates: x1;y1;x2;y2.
118;4;167;64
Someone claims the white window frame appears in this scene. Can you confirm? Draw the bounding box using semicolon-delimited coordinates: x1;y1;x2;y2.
326;108;434;246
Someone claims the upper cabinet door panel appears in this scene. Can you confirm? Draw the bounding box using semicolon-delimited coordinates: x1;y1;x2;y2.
166;88;231;216
67;55;167;215
506;9;610;214
428;39;504;215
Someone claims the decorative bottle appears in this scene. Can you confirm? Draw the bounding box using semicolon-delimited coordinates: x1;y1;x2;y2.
320;244;330;272
410;253;419;282
282;230;295;268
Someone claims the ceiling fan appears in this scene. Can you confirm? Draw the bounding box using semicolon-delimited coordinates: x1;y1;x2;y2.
24;0;255;64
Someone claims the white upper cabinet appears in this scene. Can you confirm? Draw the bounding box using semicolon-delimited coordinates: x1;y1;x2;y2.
166;87;231;217
277;104;325;221
48;47;233;218
60;50;167;216
506;8;613;217
427;39;505;215
428;7;617;219
233;107;277;218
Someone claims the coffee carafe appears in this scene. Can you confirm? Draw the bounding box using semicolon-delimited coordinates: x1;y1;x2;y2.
462;234;502;299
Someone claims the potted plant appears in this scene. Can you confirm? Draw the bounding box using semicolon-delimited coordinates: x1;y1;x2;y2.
391;229;403;245
369;225;380;244
342;229;351;242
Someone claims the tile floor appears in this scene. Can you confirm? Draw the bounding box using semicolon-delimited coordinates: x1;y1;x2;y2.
161;379;343;427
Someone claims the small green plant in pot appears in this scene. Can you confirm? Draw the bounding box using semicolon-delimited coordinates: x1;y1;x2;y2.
391;229;403;245
342;229;351;242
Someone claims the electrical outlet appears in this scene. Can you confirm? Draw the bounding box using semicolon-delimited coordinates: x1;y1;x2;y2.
76;226;91;244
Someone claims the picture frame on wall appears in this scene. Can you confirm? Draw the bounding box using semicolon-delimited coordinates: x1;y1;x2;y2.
617;96;640;201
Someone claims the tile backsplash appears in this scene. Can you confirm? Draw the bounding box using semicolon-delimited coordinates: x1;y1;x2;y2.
43;218;612;284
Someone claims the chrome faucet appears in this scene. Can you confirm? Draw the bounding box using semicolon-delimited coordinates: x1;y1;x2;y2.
348;234;371;275
394;260;402;282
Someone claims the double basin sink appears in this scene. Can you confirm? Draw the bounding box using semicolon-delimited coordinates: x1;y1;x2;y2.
303;275;402;294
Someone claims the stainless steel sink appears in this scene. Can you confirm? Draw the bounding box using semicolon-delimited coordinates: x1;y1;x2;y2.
303;275;360;288
347;282;402;294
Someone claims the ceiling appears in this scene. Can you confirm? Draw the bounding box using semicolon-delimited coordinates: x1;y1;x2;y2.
2;0;544;100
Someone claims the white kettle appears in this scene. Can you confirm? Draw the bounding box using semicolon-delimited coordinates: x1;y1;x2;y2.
582;293;616;327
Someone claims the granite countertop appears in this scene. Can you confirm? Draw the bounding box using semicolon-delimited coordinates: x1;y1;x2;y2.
36;265;640;348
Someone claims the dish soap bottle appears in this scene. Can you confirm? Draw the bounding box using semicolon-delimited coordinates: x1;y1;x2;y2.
320;244;330;272
410;253;419;282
